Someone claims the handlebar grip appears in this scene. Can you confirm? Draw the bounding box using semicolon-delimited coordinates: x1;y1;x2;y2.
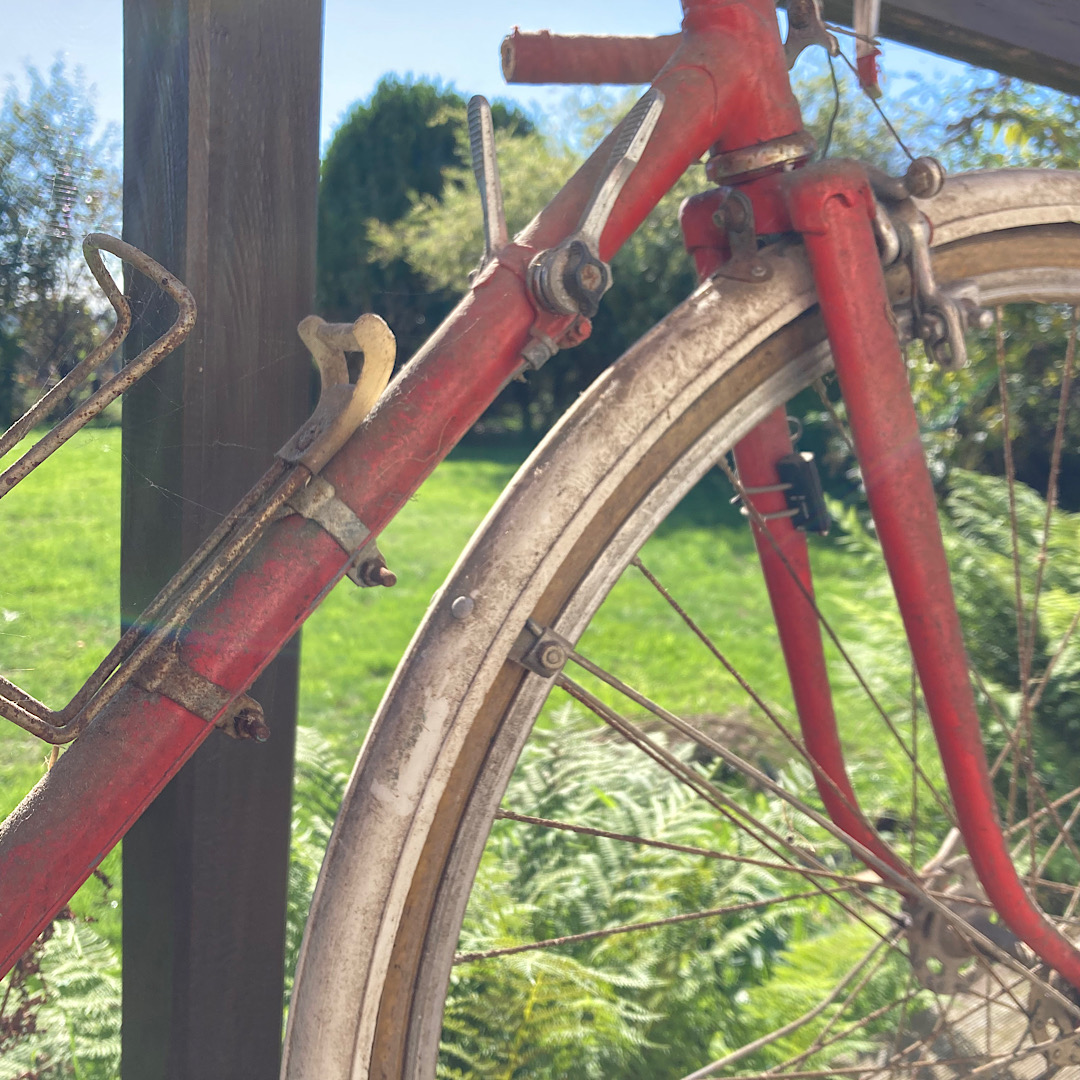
500;29;680;85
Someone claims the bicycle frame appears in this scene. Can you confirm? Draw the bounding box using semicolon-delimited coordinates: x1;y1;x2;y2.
3;0;1079;995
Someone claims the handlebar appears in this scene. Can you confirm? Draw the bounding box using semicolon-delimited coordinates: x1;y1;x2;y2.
501;29;680;85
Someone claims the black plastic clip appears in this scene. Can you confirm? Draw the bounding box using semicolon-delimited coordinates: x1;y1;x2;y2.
775;452;830;535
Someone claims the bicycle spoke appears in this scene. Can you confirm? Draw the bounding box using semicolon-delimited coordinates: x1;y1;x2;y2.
452;888;846;965
494;809;874;887
715;458;957;828
678;934;897;1079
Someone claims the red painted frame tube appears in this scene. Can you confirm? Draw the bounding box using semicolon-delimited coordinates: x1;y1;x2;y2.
501;30;680;85
733;411;910;884
782;159;1080;989
683;189;909;886
0;0;805;978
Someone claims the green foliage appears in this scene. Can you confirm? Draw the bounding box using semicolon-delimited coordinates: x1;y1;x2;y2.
0;60;120;428
317;78;532;365
941;76;1080;170
0;912;121;1079
283;728;350;1011
366;89;699;435
442;712;839;1078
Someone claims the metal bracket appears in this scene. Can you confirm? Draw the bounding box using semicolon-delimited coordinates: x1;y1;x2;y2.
511;619;572;678
888;199;993;370
133;643;268;741
285;474;395;587
712;191;773;283
905;855;1019;994
529;88;664;319
784;0;838;69
277;313;396;474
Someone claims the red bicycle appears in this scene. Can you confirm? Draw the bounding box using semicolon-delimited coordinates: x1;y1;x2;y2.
3;1;1080;1076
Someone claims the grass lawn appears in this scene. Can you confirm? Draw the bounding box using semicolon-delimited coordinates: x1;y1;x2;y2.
0;426;913;958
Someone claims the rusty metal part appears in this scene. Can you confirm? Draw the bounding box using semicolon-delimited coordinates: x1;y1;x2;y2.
500;29;680;85
906;855;1018;994
711;191;773;283
511;620;571;678
529;89;665;319
133;644;267;741
784;0;838;68
705;131;817;185
284;473;394;587
891;198;993;368
278;313;396;473
866;157;946;204
467;97;509;276
1029;980;1080;1068
287;474;371;553
0;234;196;499
352;550;397;589
0;458;307;743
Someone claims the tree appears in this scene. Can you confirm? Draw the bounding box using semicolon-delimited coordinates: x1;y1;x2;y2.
368;89;700;436
317;78;532;366
0;60;120;430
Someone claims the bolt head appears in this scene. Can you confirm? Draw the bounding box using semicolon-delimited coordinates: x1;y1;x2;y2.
577;262;604;293
235;707;270;742
905;157;945;200
538;642;566;672
451;595;475;620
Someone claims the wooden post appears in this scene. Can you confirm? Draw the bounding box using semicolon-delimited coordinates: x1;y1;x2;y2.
120;1;320;1075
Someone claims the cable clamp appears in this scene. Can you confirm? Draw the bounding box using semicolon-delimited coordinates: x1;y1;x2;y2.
133;643;268;740
286;474;396;588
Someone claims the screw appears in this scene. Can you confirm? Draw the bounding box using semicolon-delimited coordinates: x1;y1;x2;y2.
451;595;475;620
537;641;567;673
577;262;604;293
235;706;270;742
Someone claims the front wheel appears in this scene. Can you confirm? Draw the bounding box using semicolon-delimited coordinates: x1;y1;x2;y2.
284;169;1080;1080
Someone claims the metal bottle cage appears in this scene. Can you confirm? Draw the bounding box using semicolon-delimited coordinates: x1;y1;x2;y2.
0;236;396;745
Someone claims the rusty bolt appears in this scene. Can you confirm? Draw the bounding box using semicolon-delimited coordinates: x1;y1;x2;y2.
356;557;397;587
235;706;270;742
538;641;567;673
577;262;604;293
787;0;815;30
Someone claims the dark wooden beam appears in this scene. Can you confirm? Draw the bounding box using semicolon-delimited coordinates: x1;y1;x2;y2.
120;0;320;1075
817;0;1080;97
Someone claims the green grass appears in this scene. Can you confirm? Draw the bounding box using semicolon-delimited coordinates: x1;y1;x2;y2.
0;427;920;971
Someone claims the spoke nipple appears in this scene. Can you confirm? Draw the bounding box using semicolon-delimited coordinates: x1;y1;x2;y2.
451;595;475;620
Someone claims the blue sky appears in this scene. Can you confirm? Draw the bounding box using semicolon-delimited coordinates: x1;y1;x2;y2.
3;0;964;152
